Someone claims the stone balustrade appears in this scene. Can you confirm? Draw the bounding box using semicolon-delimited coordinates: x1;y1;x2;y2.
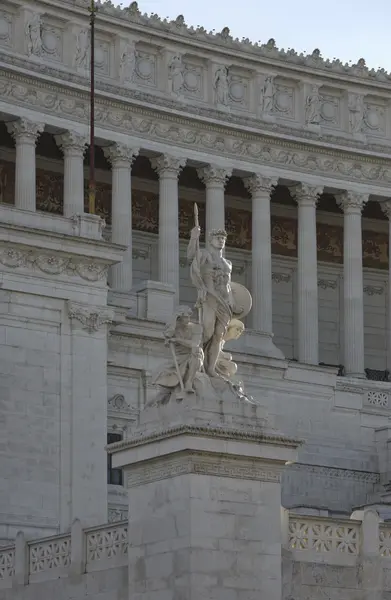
2;513;391;590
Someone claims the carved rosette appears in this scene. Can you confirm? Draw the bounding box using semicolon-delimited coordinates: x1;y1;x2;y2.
337;191;368;213
197;165;232;187
6;118;44;143
290;183;323;207
68;301;114;333
103;143;139;166
244;174;278;197
54;131;88;156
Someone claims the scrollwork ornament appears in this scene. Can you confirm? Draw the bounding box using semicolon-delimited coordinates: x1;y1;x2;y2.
30;255;71;274
67;301;114;333
381;201;391;220
74;262;108;282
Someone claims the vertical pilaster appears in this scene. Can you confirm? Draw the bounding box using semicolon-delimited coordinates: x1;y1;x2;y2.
104;144;139;291
338;191;368;377
197;165;232;232
7;118;44;211
55;131;88;217
150;155;186;302
291;183;322;365
67;301;114;527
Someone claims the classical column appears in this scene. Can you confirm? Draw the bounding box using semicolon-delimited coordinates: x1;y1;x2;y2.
104;144;139;292
55;131;88;217
382;201;391;372
243;174;283;358
7;118;44;211
197;165;232;232
150;155;186;300
338;191;368;377
291;183;323;365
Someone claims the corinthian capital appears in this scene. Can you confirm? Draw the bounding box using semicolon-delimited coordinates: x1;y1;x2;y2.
55;131;88;155
150;154;186;177
244;174;278;196
104;143;139;166
290;183;323;207
197;165;232;187
381;200;391;220
337;191;368;213
6;118;45;142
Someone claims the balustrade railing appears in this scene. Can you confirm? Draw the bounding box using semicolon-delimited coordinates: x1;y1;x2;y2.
1;513;391;587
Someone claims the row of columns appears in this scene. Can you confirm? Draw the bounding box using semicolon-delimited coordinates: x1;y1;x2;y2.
4;117;388;377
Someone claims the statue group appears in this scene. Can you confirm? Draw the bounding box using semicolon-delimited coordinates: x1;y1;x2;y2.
151;204;254;406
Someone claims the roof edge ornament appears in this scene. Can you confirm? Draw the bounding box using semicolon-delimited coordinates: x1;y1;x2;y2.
59;0;390;81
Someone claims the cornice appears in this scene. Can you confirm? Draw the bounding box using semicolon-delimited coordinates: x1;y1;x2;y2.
288;462;380;484
106;423;301;453
2;56;391;163
30;0;391;83
2;69;391;189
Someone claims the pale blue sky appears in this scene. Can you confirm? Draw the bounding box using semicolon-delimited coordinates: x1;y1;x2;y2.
130;0;391;71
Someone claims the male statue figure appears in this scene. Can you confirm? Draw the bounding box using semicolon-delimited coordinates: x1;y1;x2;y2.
187;225;234;377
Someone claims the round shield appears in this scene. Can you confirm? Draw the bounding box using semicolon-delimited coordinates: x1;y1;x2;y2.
231;282;252;319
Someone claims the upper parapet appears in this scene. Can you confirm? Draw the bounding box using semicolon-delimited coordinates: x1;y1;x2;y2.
67;0;389;82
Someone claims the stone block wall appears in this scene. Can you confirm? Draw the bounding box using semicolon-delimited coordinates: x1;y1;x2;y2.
0;289;63;541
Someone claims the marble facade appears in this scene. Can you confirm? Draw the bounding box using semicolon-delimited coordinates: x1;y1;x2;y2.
2;0;391;597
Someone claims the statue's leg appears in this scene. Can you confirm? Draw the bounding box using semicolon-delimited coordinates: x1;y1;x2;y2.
183;355;203;392
206;321;226;377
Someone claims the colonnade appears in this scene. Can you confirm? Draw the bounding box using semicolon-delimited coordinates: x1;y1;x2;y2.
4;116;391;378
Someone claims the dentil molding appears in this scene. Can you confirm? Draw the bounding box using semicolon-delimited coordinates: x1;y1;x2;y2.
1;72;391;187
67;301;114;332
0;246;109;281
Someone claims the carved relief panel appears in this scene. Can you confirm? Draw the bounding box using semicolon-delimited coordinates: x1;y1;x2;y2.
94;35;112;77
226;67;251;111
362;95;387;138
181;55;206;101
40;17;64;63
271;77;296;120
134;44;158;88
318;86;342;129
0;10;13;48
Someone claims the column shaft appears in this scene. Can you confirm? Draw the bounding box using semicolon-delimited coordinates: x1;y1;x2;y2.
7;118;44;211
339;192;368;377
292;184;322;365
55;132;87;217
105;144;139;291
197;165;232;232
151;155;186;301
245;175;276;333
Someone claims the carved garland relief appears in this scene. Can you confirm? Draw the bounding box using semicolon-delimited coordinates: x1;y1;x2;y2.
0;158;388;269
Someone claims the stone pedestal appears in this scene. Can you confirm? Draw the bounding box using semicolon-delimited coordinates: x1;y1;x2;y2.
110;394;299;600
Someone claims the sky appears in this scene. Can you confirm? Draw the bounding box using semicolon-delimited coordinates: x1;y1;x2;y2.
126;0;391;72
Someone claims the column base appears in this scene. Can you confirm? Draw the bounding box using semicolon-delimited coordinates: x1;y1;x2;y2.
239;329;285;360
344;371;366;379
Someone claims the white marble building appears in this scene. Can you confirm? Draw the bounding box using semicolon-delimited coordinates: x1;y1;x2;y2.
2;0;391;597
